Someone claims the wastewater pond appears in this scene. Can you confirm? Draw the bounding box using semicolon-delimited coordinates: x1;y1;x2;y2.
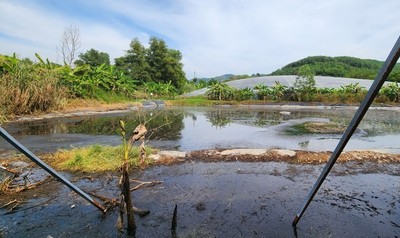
0;106;400;237
2;106;400;155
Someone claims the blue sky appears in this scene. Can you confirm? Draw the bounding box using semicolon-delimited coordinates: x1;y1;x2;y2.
1;0;399;78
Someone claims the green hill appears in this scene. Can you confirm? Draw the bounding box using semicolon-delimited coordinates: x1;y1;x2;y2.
199;74;235;82
270;56;400;81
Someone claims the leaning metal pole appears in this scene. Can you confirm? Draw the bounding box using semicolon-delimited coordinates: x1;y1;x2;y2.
292;36;400;226
0;127;106;212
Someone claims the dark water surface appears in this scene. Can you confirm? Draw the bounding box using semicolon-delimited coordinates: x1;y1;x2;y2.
2;106;400;154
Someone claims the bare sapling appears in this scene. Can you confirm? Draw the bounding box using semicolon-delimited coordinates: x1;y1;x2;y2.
116;120;148;235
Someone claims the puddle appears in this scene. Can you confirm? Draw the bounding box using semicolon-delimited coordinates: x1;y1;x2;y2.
0;162;399;237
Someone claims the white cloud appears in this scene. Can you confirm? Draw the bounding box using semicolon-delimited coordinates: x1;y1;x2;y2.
1;0;399;77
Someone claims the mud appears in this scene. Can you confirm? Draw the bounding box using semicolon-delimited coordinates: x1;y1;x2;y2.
154;149;400;167
0;160;399;237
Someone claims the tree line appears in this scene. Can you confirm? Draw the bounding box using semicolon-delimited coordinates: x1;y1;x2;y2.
270;56;400;81
74;37;187;92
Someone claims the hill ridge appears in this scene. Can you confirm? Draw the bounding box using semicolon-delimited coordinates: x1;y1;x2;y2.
270;55;400;81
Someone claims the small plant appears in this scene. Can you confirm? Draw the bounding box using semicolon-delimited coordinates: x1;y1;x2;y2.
338;82;365;94
144;81;178;98
205;82;235;100
116;120;147;235
380;82;400;101
254;84;272;100
234;87;254;101
271;81;287;100
294;65;316;101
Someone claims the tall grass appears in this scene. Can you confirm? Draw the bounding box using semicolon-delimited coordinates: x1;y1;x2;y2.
0;56;67;118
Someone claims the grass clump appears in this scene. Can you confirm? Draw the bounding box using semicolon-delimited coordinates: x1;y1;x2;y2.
51;144;154;173
285;121;346;135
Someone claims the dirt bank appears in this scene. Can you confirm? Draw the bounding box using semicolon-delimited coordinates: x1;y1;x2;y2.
8;101;141;123
153;149;400;165
2;148;398;202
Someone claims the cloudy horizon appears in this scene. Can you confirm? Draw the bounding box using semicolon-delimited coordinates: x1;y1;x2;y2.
1;0;399;78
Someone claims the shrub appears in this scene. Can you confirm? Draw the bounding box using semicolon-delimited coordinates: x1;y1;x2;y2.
234;87;254;101
294;65;316;101
379;82;400;102
254;84;273;100
205;82;236;100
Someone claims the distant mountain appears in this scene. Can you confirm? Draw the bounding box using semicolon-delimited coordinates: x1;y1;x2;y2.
270;56;400;81
198;74;235;82
198;73;267;82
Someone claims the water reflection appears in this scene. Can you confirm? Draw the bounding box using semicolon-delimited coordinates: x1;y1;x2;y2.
7;110;185;140
2;106;400;153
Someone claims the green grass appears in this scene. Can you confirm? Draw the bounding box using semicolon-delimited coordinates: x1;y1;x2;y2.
166;96;215;106
50;144;154;173
166;96;259;106
284;121;346;135
93;89;135;103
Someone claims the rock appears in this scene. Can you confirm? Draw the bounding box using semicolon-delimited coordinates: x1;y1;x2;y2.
279;111;291;115
153;100;165;107
274;149;296;157
142;100;165;108
142;101;157;108
219;149;267;156
195;202;206;211
159;151;186;158
150;151;186;161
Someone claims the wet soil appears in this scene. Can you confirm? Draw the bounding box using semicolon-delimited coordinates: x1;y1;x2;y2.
154;149;400;167
0;158;399;238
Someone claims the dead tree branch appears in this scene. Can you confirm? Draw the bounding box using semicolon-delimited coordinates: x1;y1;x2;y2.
130;180;162;191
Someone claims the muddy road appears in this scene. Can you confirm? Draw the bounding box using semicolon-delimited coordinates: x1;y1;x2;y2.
0;160;399;237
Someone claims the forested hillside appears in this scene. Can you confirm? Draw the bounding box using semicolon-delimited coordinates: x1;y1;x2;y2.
270;56;400;81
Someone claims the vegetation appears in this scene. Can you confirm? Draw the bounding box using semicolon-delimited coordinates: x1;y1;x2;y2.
115;37;186;94
203;65;400;105
50;144;154;173
3;40;400;122
166;96;216;106
74;48;110;67
0;54;67;116
59;63;136;99
191;73;268;90
294;65;316;101
271;56;400;81
285;121;346;135
0;34;189;119
205;82;254;101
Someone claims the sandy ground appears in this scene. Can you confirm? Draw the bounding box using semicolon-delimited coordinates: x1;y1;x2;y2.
9;101;141;122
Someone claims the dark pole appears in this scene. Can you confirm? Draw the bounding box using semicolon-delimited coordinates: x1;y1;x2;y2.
292;36;400;226
0;127;106;212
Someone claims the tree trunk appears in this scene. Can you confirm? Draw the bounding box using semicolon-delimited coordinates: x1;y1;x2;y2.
121;161;136;235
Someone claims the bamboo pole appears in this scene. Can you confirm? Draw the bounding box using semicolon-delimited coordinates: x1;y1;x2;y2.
292;36;400;226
